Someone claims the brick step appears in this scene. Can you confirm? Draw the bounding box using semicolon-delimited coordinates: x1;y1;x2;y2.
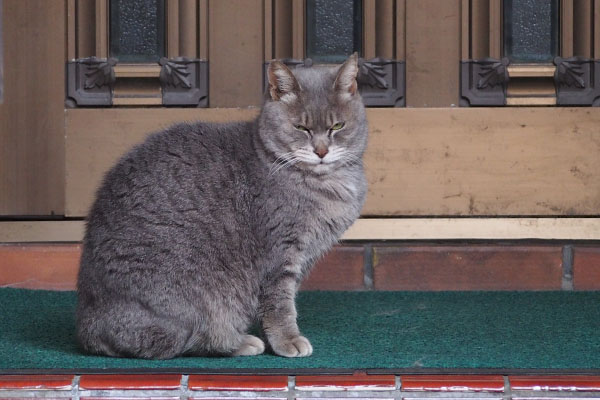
1;373;600;396
1;243;598;291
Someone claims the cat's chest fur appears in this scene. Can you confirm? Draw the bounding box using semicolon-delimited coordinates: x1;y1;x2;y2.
259;166;366;273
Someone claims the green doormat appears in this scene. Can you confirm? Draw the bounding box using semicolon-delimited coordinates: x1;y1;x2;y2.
1;288;600;371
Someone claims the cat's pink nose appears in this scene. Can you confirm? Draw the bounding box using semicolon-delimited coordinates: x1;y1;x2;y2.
314;147;328;158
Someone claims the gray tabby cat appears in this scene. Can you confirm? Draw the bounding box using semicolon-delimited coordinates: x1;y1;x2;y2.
76;53;368;359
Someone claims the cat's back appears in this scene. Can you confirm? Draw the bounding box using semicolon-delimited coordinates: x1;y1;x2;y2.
110;120;254;183
81;120;259;276
90;119;255;211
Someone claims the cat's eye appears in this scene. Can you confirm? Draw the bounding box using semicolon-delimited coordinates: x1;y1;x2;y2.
294;125;310;133
330;122;345;131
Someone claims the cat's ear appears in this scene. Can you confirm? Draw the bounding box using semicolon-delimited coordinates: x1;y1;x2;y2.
267;61;301;104
333;52;359;100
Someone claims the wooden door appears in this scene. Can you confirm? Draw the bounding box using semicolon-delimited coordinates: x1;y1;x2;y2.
1;0;599;239
0;0;65;215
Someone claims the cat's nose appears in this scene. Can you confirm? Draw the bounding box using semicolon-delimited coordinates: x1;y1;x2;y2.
314;147;328;158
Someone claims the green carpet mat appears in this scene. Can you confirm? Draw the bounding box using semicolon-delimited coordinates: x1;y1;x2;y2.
1;288;600;371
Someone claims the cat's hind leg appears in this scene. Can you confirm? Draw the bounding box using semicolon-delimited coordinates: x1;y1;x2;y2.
77;304;193;360
183;305;264;357
232;334;265;356
184;328;265;357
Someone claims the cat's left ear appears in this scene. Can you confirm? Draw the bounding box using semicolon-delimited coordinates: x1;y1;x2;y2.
333;52;359;100
267;61;301;104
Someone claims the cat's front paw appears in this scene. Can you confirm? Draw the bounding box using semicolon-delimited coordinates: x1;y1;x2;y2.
270;335;313;357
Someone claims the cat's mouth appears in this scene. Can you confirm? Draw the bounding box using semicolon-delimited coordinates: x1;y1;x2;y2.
306;161;335;175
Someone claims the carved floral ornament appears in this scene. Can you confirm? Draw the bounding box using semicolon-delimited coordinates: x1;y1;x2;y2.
460;55;600;106
476;58;510;90
81;57;117;89
159;57;194;89
67;57;208;107
553;56;600;106
554;56;586;89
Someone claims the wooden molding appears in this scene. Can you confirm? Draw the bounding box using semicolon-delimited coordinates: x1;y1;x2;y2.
460;0;470;60
264;0;273;60
198;0;209;60
292;0;305;59
506;97;557;106
113;64;162;78
112;97;162;106
488;0;502;59
595;0;600;58
0;221;85;243
179;0;198;58
167;0;180;58
508;65;556;78
344;218;600;240
395;0;406;60
95;0;108;58
363;0;376;59
471;0;490;59
67;0;76;60
562;0;574;58
2;218;600;242
507;78;555;97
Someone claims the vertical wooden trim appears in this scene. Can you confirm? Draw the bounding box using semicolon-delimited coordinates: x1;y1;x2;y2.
264;0;273;60
208;0;264;107
405;0;461;107
489;0;501;58
395;0;405;60
167;0;180;57
0;1;4;104
562;0;574;57
273;0;293;59
198;0;208;59
375;0;395;59
461;0;470;59
573;0;592;58
95;0;108;58
67;0;76;60
471;0;489;58
292;0;304;59
0;1;66;214
77;0;95;58
179;0;197;58
595;0;600;58
363;0;376;59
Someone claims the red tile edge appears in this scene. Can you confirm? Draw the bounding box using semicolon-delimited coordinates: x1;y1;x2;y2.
78;374;182;390
7;374;600;394
295;372;395;391
81;397;179;400
0;375;74;390
401;375;505;392
188;375;288;391
509;376;600;391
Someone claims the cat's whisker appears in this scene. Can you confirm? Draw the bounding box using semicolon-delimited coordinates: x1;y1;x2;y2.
271;152;295;166
271;160;298;175
343;151;362;162
270;157;292;173
270;156;301;175
269;152;296;174
338;152;362;167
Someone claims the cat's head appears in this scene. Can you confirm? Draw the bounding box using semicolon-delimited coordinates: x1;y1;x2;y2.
259;53;367;175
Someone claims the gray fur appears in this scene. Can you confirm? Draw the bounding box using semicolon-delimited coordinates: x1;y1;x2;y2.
76;54;368;359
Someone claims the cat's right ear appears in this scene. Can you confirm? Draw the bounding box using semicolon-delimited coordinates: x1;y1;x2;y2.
267;61;301;104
